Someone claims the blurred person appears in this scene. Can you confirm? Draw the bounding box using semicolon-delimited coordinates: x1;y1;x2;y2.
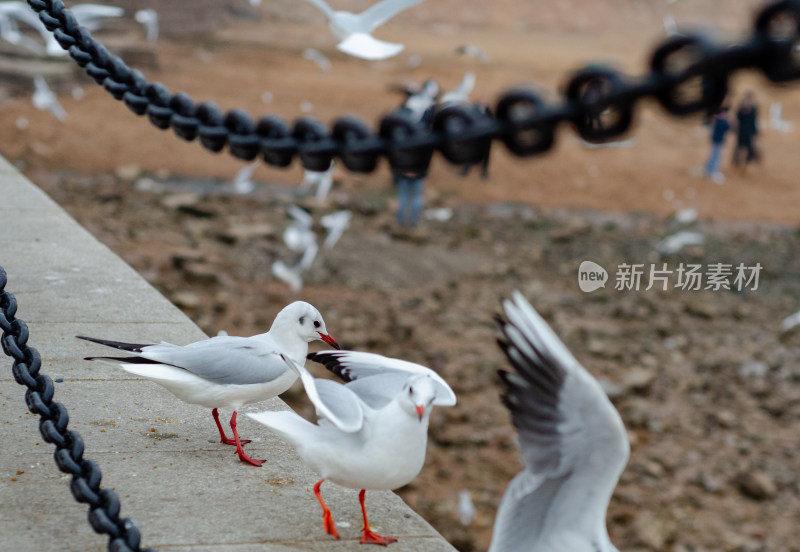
393;86;437;228
732;91;760;169
705;105;731;183
459;99;492;180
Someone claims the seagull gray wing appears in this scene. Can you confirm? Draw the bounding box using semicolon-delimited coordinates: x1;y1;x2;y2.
489;291;629;552
359;0;427;31
308;350;456;406
302;0;336;19
137;336;290;385
281;355;364;432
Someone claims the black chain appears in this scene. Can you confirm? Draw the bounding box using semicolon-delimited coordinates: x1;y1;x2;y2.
0;266;156;552
23;0;800;174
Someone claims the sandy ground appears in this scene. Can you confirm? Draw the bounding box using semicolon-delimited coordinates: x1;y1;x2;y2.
3;2;800;551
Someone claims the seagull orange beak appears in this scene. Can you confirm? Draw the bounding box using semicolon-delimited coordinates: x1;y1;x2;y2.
416;405;425;422
318;332;341;350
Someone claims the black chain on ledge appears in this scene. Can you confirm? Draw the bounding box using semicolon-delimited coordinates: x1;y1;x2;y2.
0;267;156;552
24;0;800;174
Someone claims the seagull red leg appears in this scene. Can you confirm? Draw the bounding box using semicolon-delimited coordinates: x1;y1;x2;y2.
359;489;397;546
314;479;339;539
229;411;264;466
212;408;250;445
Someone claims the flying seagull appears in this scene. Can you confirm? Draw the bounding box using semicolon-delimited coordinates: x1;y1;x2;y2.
490;291;629;551
301;0;427;60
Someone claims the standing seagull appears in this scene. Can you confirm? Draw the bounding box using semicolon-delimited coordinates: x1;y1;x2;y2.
490;291;629;552
78;301;340;467
249;350;456;544
301;0;427;60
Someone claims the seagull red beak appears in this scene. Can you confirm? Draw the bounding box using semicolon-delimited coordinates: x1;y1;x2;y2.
416;405;425;422
318;332;341;350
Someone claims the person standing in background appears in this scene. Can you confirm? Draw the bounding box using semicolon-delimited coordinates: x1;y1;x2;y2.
705;105;731;184
732;91;759;170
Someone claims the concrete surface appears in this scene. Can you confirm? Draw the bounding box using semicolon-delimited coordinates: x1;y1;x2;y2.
0;155;457;552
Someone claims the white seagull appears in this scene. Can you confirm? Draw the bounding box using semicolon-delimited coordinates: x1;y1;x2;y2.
301;0;427;60
134;8;158;42
299;161;335;202
489;291;629;552
440;71;476;105
78;301;340;467
302;47;332;73
248;350;456;544
0;2;47;54
32;75;68;122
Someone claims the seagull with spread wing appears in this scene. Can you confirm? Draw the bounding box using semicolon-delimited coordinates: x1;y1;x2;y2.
490;291;629;552
249;350;456;545
301;0;427;60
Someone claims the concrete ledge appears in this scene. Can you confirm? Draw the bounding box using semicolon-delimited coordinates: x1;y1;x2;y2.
0;155;456;552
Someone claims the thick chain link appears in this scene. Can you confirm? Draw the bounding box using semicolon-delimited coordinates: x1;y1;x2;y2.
0;266;156;552
24;0;800;174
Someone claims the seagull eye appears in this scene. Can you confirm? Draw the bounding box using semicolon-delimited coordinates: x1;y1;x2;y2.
299;316;305;325
313;320;321;329
408;386;414;395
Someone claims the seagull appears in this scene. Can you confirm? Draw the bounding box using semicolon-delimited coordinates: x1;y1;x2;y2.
285;205;319;271
656;230;704;254
0;2;47;54
663;13;678;36
272;206;319;290
301;0;428;60
490;291;629;552
454;44;489;62
232;160;260;195
77;301;340;467
134;8;158;41
458;489;476;526
320;210;351;249
769;102;794;133
32;75;68;122
248;350;456;544
271;260;304;292
299;161;335;202
302;47;332;73
440;71;476;105
779;310;800;338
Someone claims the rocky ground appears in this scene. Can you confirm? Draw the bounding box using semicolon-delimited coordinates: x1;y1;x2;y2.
25;165;800;552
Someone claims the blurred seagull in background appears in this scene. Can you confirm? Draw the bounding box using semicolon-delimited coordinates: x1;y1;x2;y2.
440;71;476;105
0;2;47;54
32;75;68;122
78;301;340;467
249;350;455;544
490;292;629;552
134;8;158;41
231;160;260;195
454;44;489;62
301;0;428;60
320;210;351;249
299;161;335;202
656;230;704;254
302;48;332;73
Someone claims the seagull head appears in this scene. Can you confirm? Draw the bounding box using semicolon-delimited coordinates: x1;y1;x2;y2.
401;375;437;422
273;301;340;349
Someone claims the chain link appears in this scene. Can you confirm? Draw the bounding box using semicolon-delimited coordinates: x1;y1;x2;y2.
23;0;800;175
0;266;157;552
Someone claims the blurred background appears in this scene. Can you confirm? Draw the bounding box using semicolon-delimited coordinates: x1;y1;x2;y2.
1;1;799;550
